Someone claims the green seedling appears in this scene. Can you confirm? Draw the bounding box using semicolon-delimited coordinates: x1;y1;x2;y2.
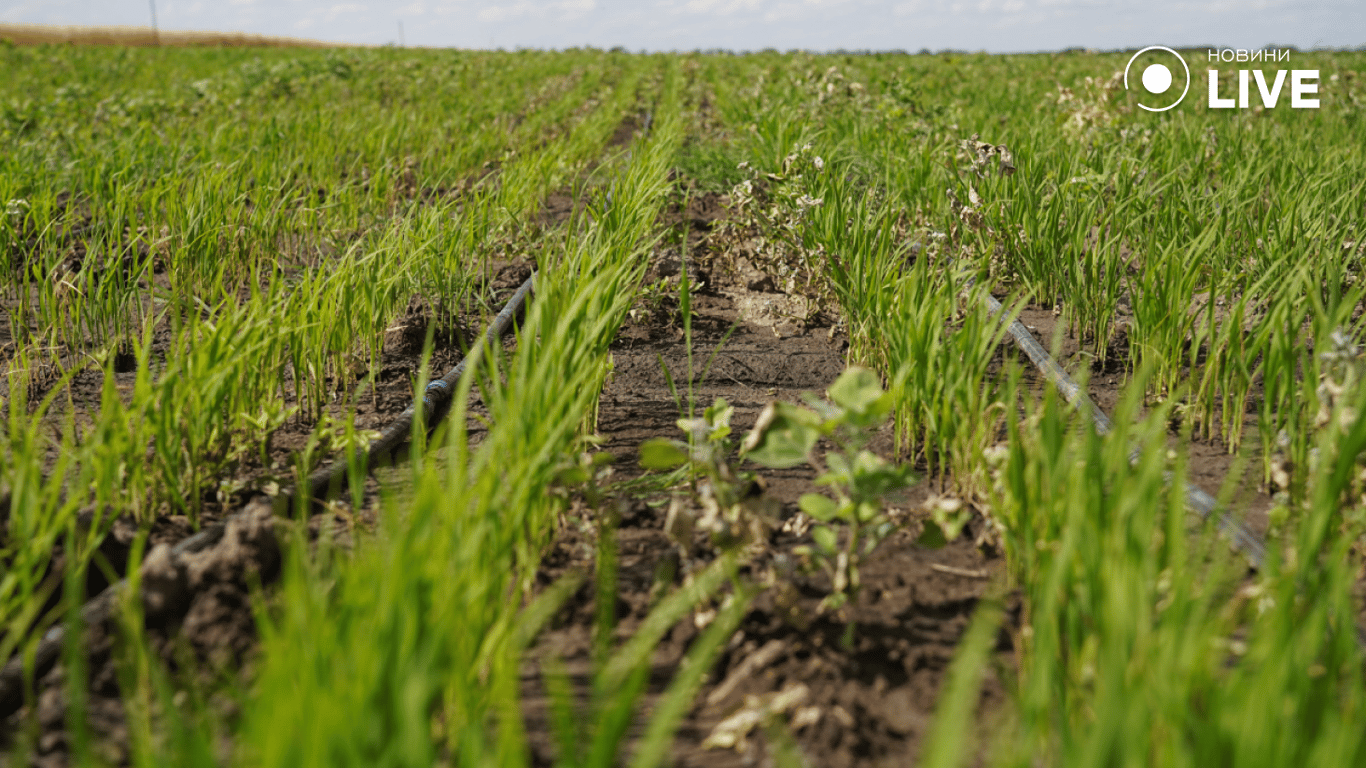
641;397;778;559
4;43;1366;767
239;399;299;468
741;366;916;643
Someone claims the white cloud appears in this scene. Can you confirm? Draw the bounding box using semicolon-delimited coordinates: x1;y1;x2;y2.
559;0;597;18
478;2;527;21
656;0;764;16
0;0;1359;52
477;0;598;21
322;2;366;22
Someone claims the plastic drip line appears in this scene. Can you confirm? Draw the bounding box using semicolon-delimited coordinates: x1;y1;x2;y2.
978;290;1267;569
0;272;537;717
303;271;535;501
979;288;1366;647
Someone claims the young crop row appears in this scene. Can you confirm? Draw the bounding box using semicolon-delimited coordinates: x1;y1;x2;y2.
0;46;664;714
691;49;1366;764
4;44;1365;765
3;46;773;766
1;46;643;359
190;62;750;766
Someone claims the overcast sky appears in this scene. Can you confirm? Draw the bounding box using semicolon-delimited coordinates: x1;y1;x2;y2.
2;0;1362;53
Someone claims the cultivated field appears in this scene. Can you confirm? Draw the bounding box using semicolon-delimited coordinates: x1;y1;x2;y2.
0;24;337;48
2;39;1366;766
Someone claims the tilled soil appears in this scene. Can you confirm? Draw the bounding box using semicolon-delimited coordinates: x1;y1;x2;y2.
518;231;1012;766
0;258;535;765
2;184;1280;767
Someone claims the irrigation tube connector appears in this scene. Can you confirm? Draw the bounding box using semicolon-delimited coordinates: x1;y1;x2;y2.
979;291;1268;567
0;272;537;718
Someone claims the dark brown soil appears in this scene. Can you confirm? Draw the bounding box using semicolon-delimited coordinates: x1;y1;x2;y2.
1;180;1278;767
517;196;1011;767
0;256;535;765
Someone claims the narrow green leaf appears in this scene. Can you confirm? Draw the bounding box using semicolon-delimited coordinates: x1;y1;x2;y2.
920;600;1003;768
598;555;732;693
629;585;757;768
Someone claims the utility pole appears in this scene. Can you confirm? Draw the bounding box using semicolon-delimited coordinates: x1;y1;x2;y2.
398;19;405;47
149;0;160;45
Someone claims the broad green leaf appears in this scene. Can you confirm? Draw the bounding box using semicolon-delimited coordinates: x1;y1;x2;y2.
742;402;820;469
820;592;848;611
639;438;689;470
676;417;708;436
824;451;851;481
553;466;591;486
851;451;915;498
704;397;733;432
852;449;889;473
799;493;838;521
917;519;949;548
931;501;972;542
800;391;842;422
812;524;838;554
827;366;884;414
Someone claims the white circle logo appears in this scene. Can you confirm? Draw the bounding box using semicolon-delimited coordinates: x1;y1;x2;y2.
1124;46;1190;112
1142;63;1172;93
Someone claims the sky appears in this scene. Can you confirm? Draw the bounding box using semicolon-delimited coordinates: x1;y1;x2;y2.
1;0;1362;53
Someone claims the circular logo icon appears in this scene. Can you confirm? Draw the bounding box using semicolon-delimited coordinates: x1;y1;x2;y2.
1123;46;1190;112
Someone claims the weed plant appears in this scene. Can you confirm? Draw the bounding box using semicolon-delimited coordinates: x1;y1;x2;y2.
3;45;1365;766
699;48;1366;766
226;66;764;767
0;47;662;745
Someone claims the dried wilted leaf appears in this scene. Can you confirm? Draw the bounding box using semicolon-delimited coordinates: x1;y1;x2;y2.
664;497;695;550
996;144;1016;175
947;185;985;231
702;683;812;751
791;706;821;731
960;134;1017;177
706;639;788;706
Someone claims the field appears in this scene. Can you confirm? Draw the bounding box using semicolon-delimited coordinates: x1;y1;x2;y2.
0;24;337;48
2;37;1366;766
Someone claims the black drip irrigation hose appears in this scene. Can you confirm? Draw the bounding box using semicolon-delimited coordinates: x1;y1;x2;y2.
301;272;536;501
981;292;1267;569
982;291;1366;648
0;272;536;718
